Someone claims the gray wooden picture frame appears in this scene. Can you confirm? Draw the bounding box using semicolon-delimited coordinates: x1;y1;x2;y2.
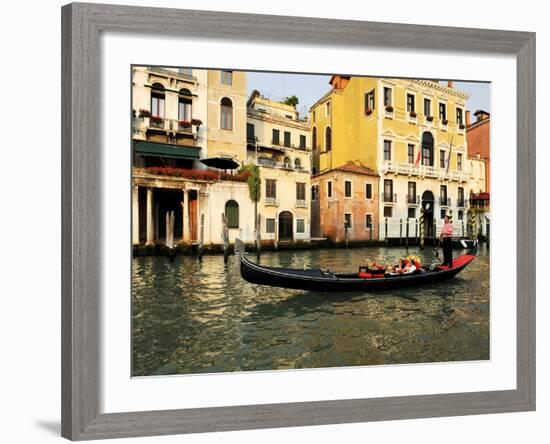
61;2;536;440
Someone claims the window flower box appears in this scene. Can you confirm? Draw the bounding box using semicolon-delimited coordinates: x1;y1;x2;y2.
442;119;449;125
365;107;373;116
138;108;151;118
178;119;192;129
409;111;417;118
191;118;203;126
459;123;466;130
385;105;394;112
426;115;434;122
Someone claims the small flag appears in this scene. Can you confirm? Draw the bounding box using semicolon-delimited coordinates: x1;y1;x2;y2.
415;148;421;166
446;135;454;173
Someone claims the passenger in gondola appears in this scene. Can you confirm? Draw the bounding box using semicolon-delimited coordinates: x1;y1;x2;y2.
440;215;454;267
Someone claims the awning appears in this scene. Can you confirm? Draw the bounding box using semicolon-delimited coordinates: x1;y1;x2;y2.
133;140;200;159
200;157;240;170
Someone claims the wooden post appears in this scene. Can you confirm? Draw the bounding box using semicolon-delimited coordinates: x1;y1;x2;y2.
405;218;409;248
461;220;465;239
399;218;403;245
222;213;229;264
344;220;349;248
198;213;204;261
385;217;388;245
369;223;373;244
256;214;262;261
274;213;278;250
415;218;418;245
419;210;424;250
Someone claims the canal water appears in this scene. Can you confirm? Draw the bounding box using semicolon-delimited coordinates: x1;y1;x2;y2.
132;245;490;376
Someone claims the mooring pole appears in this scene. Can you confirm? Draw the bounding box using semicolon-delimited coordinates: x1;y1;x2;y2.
399;218;403;245
256;214;262;261
385;217;388;245
461;220;465;239
415;218;418;245
369;224;373;244
405;218;409;249
222;213;228;264
198;213;204;261
344;221;349;248
419;210;424;250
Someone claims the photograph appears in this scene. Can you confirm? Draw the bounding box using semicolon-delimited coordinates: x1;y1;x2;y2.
131;66;491;377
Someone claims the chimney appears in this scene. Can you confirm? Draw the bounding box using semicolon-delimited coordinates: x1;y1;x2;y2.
447;80;454;88
465;110;471;126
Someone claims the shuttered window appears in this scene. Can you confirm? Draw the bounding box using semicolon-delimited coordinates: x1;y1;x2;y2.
225;200;239;228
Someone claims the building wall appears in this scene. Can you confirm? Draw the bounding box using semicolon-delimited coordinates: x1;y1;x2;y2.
313;171;379;242
203;181;256;243
247;94;312;242
207;70;248;162
467;118;490;192
258;167;312;242
468;156;487;195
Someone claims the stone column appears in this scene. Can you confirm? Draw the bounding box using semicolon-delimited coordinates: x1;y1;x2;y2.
182;189;190;242
132;185;140;245
146;188;154;246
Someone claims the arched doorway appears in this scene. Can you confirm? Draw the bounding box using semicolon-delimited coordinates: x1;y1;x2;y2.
421;190;435;239
278;211;293;241
421;132;434;166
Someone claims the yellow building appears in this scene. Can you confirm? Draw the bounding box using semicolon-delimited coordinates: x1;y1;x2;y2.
311;76;472;240
246;92;311;243
207;70;248;162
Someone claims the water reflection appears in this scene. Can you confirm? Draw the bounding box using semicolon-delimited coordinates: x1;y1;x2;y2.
132;245;490;376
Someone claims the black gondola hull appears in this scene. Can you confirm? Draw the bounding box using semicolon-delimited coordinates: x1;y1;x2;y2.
240;249;477;292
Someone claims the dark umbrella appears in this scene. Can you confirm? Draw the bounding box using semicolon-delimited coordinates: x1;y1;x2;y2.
200;157;240;170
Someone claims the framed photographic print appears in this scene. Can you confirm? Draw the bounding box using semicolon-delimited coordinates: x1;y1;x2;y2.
61;2;536;440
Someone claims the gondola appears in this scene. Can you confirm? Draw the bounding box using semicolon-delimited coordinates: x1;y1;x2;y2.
240;242;478;292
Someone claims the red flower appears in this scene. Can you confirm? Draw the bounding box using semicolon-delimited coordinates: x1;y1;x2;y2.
142;167;250;183
138;108;151;118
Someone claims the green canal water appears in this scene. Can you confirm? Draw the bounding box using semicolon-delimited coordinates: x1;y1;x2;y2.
132;245;490;376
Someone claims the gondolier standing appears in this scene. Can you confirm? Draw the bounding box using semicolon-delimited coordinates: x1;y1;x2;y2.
440;215;453;267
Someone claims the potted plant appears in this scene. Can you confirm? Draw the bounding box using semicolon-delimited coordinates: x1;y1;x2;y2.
459;123;466;130
442;118;449;125
409;111;417;118
385;105;394;112
178;119;192;129
138;108;151;118
191;118;203;126
426;115;434;122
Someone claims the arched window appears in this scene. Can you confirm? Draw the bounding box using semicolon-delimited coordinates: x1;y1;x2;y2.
421;132;434;167
150;83;165;118
312;127;317;151
283;157;291;168
178;88;192;122
225;200;239;228
325;126;332;151
294;158;302;170
220;97;233;130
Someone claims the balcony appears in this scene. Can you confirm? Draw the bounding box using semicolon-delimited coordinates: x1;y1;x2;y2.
382;193;397;204
257;157;309;173
295;199;307;208
270;139;309;152
406;194;420;205
439;197;451;206
265;197;279;207
381;161;470;182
